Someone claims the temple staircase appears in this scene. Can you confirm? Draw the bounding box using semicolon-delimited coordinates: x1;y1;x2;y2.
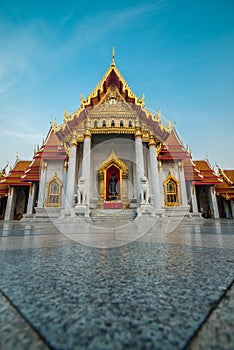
90;209;137;224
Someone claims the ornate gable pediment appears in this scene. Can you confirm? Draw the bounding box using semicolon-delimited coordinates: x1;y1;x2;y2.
98;150;128;175
90;86;136;117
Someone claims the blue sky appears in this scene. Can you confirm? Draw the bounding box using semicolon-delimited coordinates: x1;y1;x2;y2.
0;0;234;171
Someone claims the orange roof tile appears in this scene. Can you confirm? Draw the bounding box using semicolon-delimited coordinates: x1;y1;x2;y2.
158;128;189;161
40;128;67;161
22;156;41;182
216;167;234;200
223;170;234;183
183;157;204;182
193;160;223;185
1;160;31;186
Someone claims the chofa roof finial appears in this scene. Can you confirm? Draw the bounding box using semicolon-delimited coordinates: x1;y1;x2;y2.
111;46;115;66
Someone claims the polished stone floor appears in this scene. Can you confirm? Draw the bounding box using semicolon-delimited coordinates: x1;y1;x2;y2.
0;218;233;350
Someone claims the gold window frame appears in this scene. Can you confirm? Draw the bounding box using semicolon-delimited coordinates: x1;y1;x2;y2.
164;172;180;206
44;173;63;207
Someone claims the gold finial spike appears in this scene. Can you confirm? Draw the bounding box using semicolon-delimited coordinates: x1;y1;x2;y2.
42;138;45;146
111;46;115;66
16;152;19;162
53;118;57;130
157;109;161;123
167;120;171;130
189;147;192;157
34;145;37;155
80;93;85;105
205;152;209;161
141;93;145;106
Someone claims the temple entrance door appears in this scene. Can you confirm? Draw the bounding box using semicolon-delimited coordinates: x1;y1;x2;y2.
98;150;128;209
105;164;121;201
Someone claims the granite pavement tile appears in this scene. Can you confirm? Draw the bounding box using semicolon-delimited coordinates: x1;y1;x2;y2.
0;219;234;350
0;291;49;350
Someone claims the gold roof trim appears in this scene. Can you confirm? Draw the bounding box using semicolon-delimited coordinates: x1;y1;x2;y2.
98;150;128;174
217;164;233;186
81;60;144;109
54;50;171;135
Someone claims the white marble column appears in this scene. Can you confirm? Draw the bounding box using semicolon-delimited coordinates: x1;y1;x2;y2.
149;135;161;209
135;128;144;206
37;160;47;208
4;187;15;220
178;161;188;206
210;186;219;218
190;184;198;213
26;183;36;214
65;137;77;209
82;131;91;205
230;201;234;219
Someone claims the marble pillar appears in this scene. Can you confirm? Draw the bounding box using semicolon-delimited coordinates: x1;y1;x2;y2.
178;161;188;206
65;138;77;209
26;183;36;214
231;201;234;219
82;131;91;205
190;184;198;213
149;136;161;209
4;187;15;220
210;186;219;218
135;129;144;206
37;160;47;208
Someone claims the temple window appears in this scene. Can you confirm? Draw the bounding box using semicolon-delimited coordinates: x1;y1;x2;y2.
111;120;115;127
45;174;62;207
129;120;132;127
110;98;117;105
102;120;106;127
120;120;124;127
164;174;179;206
94;120;98;128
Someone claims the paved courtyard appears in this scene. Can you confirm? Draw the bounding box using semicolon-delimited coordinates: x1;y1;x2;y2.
0;218;234;350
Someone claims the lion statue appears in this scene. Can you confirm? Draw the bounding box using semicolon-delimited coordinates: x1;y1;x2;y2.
140;176;150;204
77;176;87;204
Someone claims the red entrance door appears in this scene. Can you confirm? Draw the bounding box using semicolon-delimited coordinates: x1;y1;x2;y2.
106;165;120;201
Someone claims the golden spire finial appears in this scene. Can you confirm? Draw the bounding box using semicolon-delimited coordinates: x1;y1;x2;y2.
167;120;171;131
80;93;85;105
16;152;19;162
53;118;57;130
205;152;209;161
111;46;115;66
34;145;37;155
1;161;8;176
141;93;145;106
156;109;161;123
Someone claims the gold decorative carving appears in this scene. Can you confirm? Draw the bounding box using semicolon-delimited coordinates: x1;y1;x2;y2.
148;134;156;148
135;127;142;139
98;150;128;202
156;143;162;157
84;130;92;139
53;50;172;138
44;172;63;207
164;172;181;206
